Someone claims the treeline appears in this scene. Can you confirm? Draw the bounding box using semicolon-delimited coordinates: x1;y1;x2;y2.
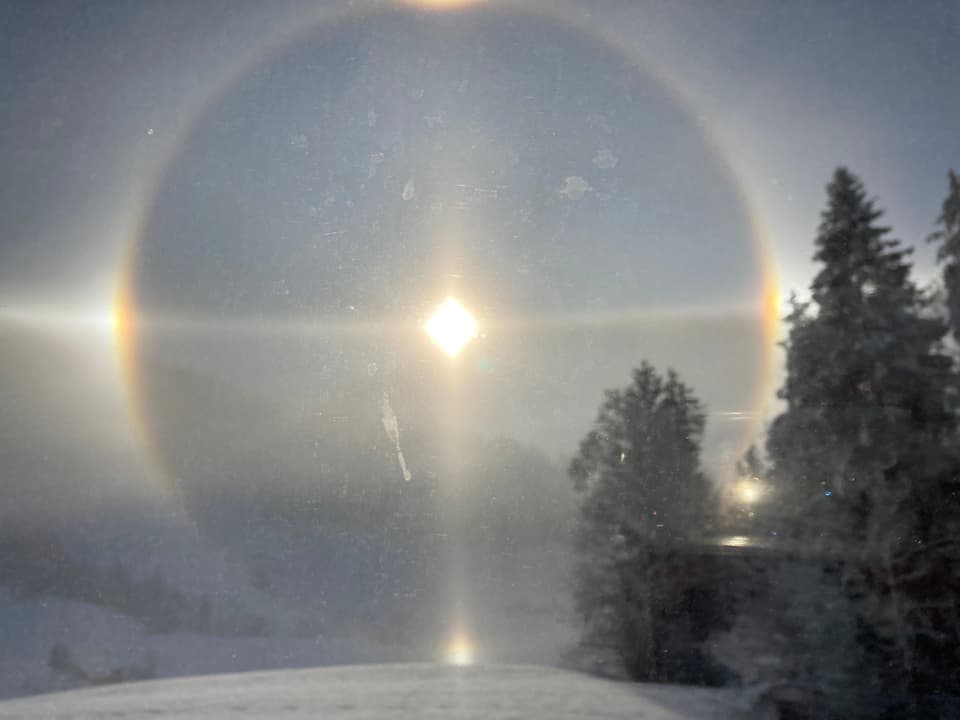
0;530;269;636
259;434;574;545
570;168;960;719
0;431;573;650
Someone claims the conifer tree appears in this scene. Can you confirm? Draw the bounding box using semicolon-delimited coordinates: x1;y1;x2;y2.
570;363;712;680
930;170;960;343
768;168;959;717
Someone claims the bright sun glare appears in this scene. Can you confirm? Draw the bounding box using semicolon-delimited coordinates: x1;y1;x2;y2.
426;298;478;357
446;633;475;666
91;307;117;334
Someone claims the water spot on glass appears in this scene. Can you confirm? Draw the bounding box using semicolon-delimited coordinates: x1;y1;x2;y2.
586;111;611;134
593;147;618;170
368;153;385;179
558;175;592;200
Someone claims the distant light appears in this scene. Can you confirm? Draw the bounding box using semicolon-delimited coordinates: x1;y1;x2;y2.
446;633;475;666
719;535;753;548
733;478;763;505
426;299;478;357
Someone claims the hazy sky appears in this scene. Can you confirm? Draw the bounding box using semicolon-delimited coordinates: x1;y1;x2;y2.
2;1;958;300
2;0;959;505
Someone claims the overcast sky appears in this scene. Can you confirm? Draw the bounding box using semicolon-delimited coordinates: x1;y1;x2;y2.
1;0;958;506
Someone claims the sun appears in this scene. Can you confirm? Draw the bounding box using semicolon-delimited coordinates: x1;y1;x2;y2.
426;298;478;357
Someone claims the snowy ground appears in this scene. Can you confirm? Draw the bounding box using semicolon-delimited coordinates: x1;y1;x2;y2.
0;664;746;719
0;541;576;700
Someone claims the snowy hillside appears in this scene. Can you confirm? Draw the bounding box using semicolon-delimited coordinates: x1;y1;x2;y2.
0;664;744;719
0;539;575;701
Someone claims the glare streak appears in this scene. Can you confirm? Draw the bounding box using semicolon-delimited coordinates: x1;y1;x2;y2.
1;306;117;336
2;303;773;345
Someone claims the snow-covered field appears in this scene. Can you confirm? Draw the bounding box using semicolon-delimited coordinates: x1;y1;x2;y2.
0;538;576;700
0;664;744;719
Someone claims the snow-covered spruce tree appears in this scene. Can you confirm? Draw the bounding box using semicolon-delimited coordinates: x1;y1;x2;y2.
767;168;960;717
710;561;861;718
569;363;713;682
930;170;960;344
918;169;960;712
